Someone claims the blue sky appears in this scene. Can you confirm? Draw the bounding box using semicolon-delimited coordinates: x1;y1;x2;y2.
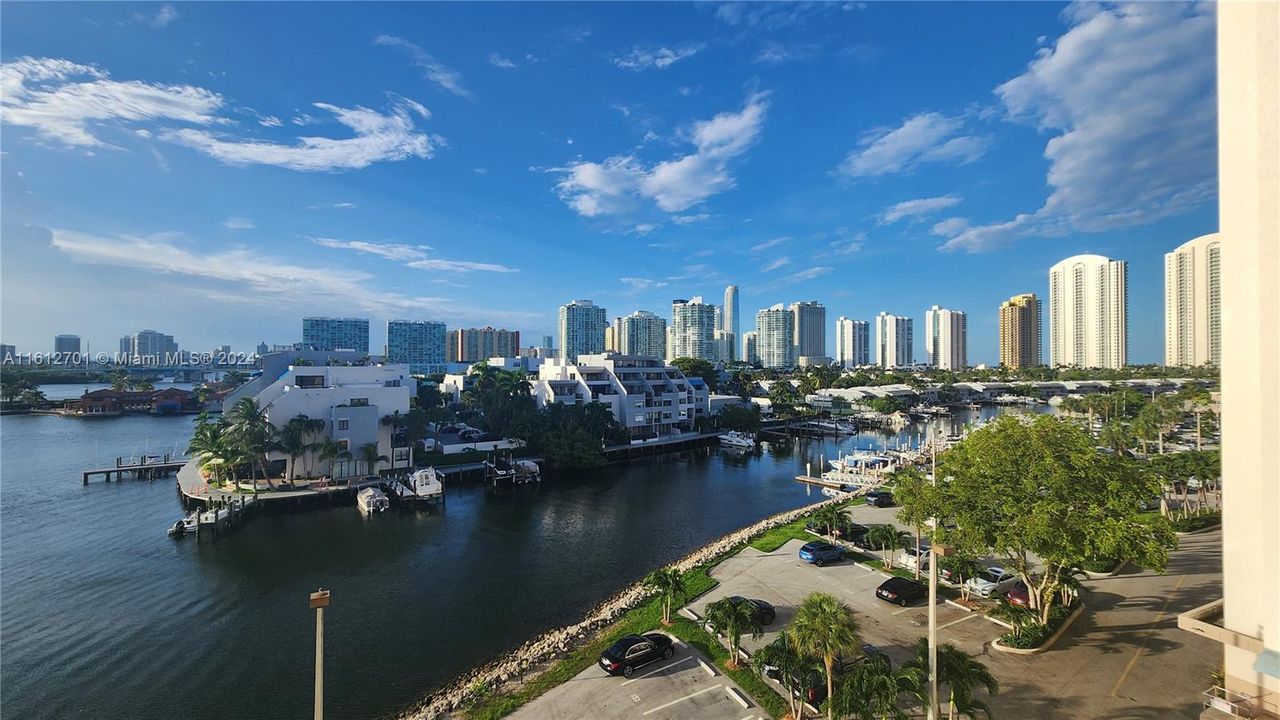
0;2;1217;364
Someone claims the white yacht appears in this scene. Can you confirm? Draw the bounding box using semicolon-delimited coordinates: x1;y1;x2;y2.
717;431;757;449
409;467;446;500
357;487;389;513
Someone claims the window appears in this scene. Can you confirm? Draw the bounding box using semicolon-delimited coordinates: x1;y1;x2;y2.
350;397;369;407
337;419;349;431
296;375;324;388
337;439;349;450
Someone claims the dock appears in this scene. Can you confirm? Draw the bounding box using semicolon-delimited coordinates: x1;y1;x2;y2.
83;454;186;484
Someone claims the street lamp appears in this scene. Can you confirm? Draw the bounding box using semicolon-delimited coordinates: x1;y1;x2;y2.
929;542;955;720
310;588;331;720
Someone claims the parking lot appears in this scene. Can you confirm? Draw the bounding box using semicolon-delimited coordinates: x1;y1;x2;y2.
688;538;1003;665
511;634;771;720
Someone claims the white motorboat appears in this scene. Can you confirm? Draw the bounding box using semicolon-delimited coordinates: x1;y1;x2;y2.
717;431;757;449
357;487;389;513
167;512;198;537
409;467;446;499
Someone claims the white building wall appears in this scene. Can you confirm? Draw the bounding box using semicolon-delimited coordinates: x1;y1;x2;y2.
756;305;793;368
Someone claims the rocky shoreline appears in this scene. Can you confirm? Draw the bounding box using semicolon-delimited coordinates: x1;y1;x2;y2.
398;495;841;719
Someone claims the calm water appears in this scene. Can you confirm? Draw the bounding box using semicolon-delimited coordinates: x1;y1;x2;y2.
0;395;1039;719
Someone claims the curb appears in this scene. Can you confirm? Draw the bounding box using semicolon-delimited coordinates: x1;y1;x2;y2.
1175;523;1222;537
945;598;977;613
1082;562;1129;580
991;603;1085;655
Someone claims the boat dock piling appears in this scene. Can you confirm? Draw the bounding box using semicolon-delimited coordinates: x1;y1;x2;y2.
83;454;186;484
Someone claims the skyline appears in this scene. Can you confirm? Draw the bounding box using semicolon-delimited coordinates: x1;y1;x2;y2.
0;2;1217;363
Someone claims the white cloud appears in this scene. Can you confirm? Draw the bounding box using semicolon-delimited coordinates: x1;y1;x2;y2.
49;229;533;322
151;4;178;27
838;112;989;177
620;277;668;291
221;217;254;230
750;236;788;252
614;45;703;71
829;231;865;255
880;195;962;224
488;53;517;70
672;213;710;225
754;41;817;65
714;2;849;29
631;223;658;235
792;266;832;281
258;115;283;128
1;56;224;148
762;257;791;272
375;35;472;98
472;167;488;175
553;93;769;216
165;98;437;172
310;236;517;273
930;218;970;237
935;2;1216;252
308;202;358;210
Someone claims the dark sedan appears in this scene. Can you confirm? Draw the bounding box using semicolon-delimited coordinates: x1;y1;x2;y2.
727;595;776;625
599;633;674;678
875;576;927;607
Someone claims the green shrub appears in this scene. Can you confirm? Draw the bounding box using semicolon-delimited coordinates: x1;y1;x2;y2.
999;603;1077;649
1171;511;1221;533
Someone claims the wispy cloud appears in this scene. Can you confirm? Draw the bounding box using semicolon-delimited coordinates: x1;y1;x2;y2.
838;112;989;178
1;56;224;148
375;35;472;98
630;223;658;236
149;4;178;28
934;2;1216;252
620;277;668;291
762;257;791;272
165;98;438;172
792;266;832;281
310;236;517;273
49;229;534;323
829;231;865;255
488;53;517;70
880;195;962;224
754;41;817;65
714;2;852;30
750;236;789;252
221;217;254;230
672;213;710;225
552;92;769;216
613;44;703;71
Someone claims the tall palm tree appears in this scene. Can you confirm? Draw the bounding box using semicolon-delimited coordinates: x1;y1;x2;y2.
643;567;686;626
832;653;921;720
276;415;313;481
867;524;908;568
316;439;351;479
1098;420;1133;454
812;504;844;539
752;631;816;720
187;418;229;486
906;639;998;720
226;397;276;493
790;592;863;720
705;597;764;669
357;442;389;477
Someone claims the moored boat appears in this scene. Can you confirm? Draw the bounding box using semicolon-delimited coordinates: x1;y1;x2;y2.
357;487;389;513
717;431;757;449
167;512;198;537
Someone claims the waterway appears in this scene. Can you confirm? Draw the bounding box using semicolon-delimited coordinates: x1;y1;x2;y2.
0;393;1047;719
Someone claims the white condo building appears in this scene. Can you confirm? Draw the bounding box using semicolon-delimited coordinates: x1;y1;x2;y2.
722;285;740;362
1165;233;1222;367
875;312;913;368
790;301;826;364
558;299;608;364
1048;254;1128;369
756;305;794;368
742;331;759;366
835;317;870;368
531;353;709;441
925;305;968;370
619;310;667;358
670;297;720;361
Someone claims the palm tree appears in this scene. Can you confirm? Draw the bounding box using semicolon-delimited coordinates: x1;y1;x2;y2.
316;439;351;479
226;397;276;493
1098;420;1133;454
790;592;863;720
357;442;389;477
643;567;686;626
276;415;314;482
812;504;844;539
752;631;816;720
867;524;908;569
187;417;229;486
831;653;921;720
905;638;998;720
705;597;764;669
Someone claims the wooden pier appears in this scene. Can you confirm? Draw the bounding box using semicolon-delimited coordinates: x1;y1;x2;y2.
83;455;186;484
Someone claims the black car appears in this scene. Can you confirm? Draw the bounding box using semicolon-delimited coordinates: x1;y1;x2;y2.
782;644;887;705
842;522;870;545
864;490;895;507
598;633;674;677
875;576;927;607
727;595;776;625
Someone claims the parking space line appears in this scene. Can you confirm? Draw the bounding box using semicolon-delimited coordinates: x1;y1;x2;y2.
891;605;918;615
938;613;979;630
622;656;695;686
641;684;723;715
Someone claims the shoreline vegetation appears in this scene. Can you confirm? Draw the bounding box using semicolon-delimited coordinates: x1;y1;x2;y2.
400;496;845;720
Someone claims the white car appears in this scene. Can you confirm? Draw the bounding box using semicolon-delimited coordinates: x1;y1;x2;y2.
894;545;931;572
965;567;1019;598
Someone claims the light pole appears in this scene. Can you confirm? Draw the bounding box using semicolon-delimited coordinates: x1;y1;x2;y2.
310;588;331;720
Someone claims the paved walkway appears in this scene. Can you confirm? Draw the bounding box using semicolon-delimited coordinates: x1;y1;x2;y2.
983;528;1222;719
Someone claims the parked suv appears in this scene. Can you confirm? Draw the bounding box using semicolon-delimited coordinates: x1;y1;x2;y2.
798;541;846;567
864;490;895;507
726;596;777;625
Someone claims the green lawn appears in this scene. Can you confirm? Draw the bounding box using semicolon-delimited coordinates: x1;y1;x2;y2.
748;516;818;552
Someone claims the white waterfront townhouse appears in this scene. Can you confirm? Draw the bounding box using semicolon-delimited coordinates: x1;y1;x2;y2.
530;353;709;442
